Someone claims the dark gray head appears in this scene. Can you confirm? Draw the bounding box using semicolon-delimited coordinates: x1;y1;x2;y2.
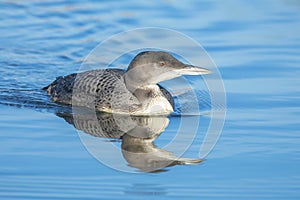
124;51;210;91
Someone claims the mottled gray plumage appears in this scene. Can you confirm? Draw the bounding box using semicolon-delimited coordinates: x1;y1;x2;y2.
44;68;174;113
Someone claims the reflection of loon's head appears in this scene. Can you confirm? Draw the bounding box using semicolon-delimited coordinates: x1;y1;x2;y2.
125;51;211;89
121;133;202;173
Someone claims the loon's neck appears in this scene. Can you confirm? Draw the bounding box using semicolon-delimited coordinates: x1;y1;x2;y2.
122;74;173;115
131;85;174;115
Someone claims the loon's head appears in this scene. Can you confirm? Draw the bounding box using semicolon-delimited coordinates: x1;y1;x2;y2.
124;51;210;91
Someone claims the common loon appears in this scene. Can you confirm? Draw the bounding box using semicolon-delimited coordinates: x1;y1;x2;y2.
44;51;210;115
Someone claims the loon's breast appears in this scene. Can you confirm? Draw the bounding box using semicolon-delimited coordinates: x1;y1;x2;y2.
131;85;174;115
44;69;174;115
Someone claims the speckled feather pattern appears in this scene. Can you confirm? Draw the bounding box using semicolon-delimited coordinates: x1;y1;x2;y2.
45;69;174;113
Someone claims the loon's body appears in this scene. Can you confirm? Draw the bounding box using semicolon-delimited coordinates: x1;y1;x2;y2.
44;51;210;115
45;68;174;115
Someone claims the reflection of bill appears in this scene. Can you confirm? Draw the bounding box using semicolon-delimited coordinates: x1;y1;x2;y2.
57;111;201;173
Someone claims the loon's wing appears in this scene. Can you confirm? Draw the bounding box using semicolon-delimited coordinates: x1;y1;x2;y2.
44;69;131;107
44;68;174;110
44;69;140;111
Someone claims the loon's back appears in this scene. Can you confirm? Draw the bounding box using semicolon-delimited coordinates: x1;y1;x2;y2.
44;69;174;113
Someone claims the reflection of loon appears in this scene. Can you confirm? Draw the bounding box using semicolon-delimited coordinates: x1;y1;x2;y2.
45;51;210;115
58;111;202;172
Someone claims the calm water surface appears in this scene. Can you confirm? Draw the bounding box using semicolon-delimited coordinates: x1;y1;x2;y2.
1;0;300;199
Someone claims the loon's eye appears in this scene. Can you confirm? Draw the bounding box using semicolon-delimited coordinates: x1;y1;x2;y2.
159;61;166;67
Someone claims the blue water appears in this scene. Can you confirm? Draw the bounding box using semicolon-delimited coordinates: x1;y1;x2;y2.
1;0;300;199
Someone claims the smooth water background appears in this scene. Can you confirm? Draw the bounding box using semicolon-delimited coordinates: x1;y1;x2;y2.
1;0;300;199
